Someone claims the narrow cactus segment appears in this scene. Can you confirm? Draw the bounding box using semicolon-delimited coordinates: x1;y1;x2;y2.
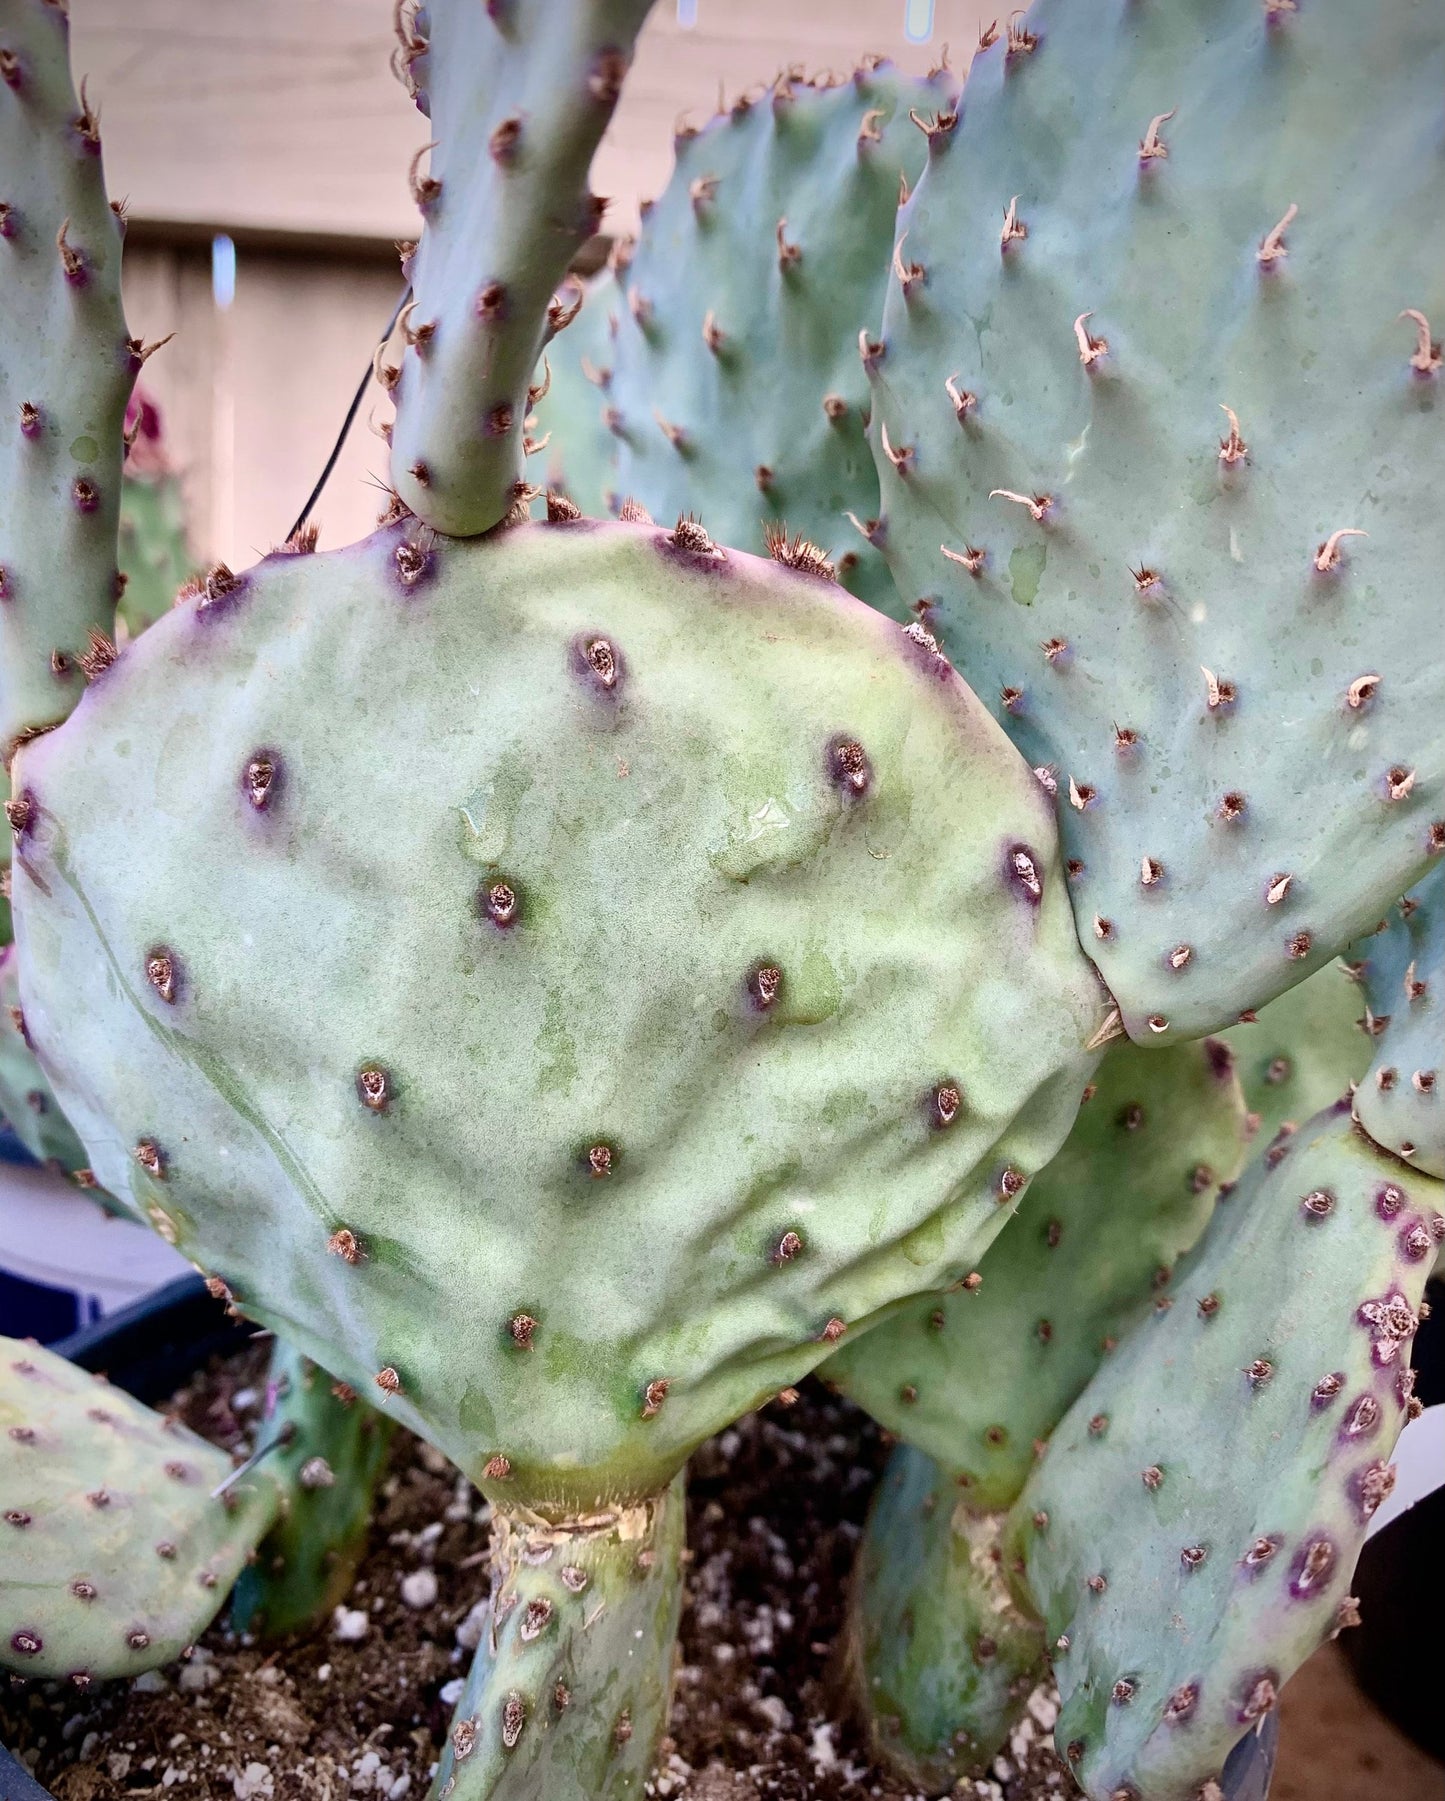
230;1342;393;1639
824;1035;1245;1785
0;1335;281;1682
387;0;654;536
116;391;197;637
0;0;134;751
12;518;1104;1514
1219;963;1370;1153
527;273;620;519
0;942;95;1183
844;1445;1047;1789
1347;867;1444;1177
606;64;958;608
826;1037;1248;1502
430;1476;684;1801
866;0;1445;1039
1011;1105;1443;1801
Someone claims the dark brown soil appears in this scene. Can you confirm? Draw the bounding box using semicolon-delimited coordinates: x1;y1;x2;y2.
1;1344;1074;1800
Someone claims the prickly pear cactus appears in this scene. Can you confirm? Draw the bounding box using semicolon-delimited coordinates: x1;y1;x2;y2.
844;1444;1048;1790
1011;1103;1443;1801
430;1477;684;1801
825;1033;1246;1784
606;62;957;608
0;0;138;751
117;391;196;637
388;0;654;535
528;273;620;520
230;1342;393;1639
1346;867;1443;1178
12;516;1104;1519
0;1335;281;1682
1219;962;1370;1153
865;0;1445;1041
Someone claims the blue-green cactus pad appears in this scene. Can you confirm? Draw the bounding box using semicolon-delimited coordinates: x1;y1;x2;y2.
13;517;1104;1514
864;0;1445;1041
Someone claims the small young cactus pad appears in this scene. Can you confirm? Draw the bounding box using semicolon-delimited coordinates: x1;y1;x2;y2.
826;1035;1247;1503
388;0;654;536
844;1444;1048;1788
605;61;959;609
527;274;621;520
0;0;136;751
864;0;1445;1040
12;516;1105;1515
1218;961;1370;1154
1010;1103;1443;1800
431;1476;684;1801
1346;867;1443;1177
229;1341;393;1640
0;1335;280;1682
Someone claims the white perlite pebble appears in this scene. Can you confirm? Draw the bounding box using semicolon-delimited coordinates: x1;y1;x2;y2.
754;1695;793;1732
179;1650;220;1693
439;1677;466;1707
332;1606;370;1642
1026;1685;1061;1731
401;1568;439;1609
455;1598;490;1649
231;1762;274;1800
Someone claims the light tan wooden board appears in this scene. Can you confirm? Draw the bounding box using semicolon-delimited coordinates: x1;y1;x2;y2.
73;0;996;242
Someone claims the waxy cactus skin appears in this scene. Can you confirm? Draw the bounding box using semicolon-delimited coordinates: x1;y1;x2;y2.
864;0;1445;1041
1011;1104;1443;1800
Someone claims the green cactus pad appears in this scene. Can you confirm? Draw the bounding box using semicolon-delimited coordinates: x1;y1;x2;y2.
605;64;956;609
824;1034;1245;1787
845;1444;1047;1788
529;274;620;520
1219;963;1370;1154
826;1036;1247;1505
864;0;1445;1041
0;942;93;1181
12;516;1105;1514
1347;868;1443;1178
0;0;135;751
230;1342;393;1640
431;1477;683;1801
0;1335;280;1682
1011;1104;1444;1801
388;0;654;536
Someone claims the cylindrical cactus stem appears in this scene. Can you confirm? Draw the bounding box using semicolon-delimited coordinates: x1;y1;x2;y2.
0;0;138;752
388;0;656;536
842;1443;1047;1787
429;1473;685;1801
229;1342;394;1639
